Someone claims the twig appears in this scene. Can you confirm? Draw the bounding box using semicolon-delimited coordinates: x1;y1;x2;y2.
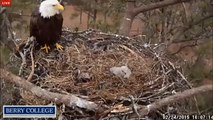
119;45;138;58
181;2;190;23
129;95;140;119
18;52;27;76
140;82;175;100
18;37;35;76
27;45;35;81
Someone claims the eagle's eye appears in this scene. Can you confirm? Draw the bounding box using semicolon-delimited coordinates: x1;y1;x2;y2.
52;4;56;6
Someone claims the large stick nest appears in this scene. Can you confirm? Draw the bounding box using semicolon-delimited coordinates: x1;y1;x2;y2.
9;28;191;119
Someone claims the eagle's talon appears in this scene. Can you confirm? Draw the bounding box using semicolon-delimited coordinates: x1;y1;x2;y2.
41;44;50;53
55;43;63;51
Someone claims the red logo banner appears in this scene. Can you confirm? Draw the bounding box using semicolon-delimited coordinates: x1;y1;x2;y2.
1;0;11;7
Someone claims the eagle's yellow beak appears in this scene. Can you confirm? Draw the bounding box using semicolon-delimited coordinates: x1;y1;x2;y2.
54;4;64;11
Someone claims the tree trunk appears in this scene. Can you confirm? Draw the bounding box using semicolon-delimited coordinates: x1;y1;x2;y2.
93;0;98;22
104;12;107;23
80;8;82;24
87;12;91;29
119;0;136;36
93;9;97;24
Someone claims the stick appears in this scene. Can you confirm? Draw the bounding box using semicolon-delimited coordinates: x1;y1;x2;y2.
18;51;27;76
27;45;35;81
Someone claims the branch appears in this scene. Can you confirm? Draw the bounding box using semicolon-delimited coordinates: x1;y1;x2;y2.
169;13;213;45
27;45;35;81
0;69;99;111
133;0;192;16
131;84;213;117
172;34;212;44
181;13;213;33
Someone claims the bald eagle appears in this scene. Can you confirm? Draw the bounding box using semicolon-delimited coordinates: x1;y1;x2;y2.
30;0;64;53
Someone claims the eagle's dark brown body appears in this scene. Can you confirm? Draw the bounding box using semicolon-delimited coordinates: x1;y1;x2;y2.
30;8;63;48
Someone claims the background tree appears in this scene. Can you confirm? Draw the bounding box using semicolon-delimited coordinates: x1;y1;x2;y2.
67;0;124;31
118;0;194;36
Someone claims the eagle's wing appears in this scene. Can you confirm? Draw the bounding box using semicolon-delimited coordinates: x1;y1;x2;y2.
57;14;63;36
30;9;40;37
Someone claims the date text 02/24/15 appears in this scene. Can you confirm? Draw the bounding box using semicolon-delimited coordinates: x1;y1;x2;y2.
163;114;213;120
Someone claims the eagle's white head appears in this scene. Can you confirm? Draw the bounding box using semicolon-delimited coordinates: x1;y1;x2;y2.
39;0;64;18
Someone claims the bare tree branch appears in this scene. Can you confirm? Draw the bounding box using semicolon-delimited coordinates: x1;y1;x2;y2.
172;34;212;44
133;0;192;16
131;84;213;117
27;45;35;81
119;0;193;35
0;69;99;111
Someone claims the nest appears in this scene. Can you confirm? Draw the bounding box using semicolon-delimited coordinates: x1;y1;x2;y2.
10;28;192;119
